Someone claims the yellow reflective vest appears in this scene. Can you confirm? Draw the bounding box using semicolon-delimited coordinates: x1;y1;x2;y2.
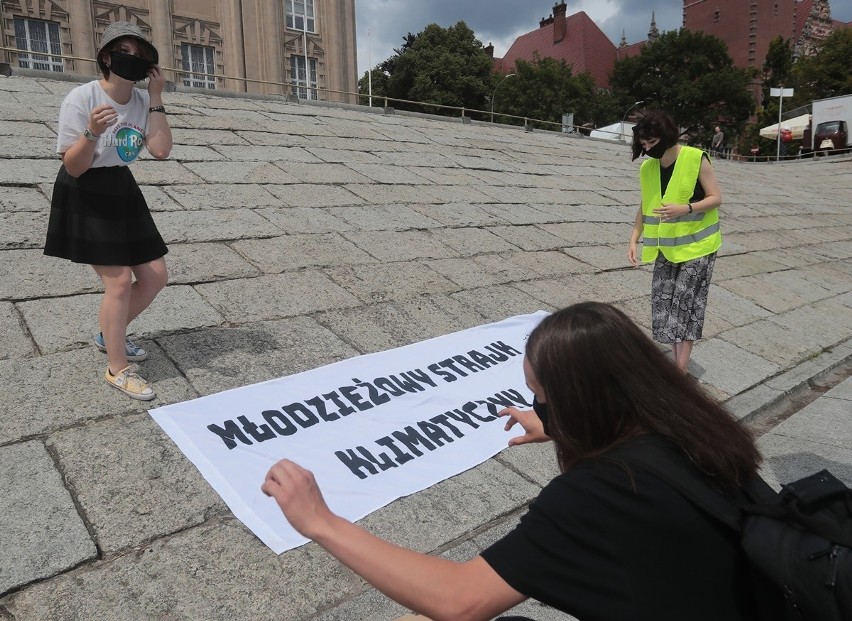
640;145;721;263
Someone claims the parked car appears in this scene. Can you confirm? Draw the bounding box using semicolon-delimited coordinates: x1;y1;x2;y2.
813;120;848;152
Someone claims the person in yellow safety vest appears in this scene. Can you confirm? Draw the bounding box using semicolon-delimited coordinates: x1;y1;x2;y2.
627;110;722;374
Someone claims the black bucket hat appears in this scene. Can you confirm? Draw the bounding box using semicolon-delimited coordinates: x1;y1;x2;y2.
96;21;159;73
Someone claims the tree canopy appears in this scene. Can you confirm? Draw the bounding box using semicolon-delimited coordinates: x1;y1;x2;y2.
609;29;754;144
489;56;616;129
358;22;494;114
791;28;852;102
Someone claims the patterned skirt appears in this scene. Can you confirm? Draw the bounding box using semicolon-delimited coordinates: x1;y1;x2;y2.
651;252;716;344
45;165;167;266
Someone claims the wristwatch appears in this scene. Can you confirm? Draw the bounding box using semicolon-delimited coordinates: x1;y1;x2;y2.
83;128;99;142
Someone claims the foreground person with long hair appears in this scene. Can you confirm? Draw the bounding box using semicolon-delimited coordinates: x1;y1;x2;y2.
263;302;762;621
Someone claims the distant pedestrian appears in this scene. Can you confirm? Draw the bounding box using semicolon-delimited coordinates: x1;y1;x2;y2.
44;21;172;400
627;111;722;373
711;126;724;158
262;302;765;621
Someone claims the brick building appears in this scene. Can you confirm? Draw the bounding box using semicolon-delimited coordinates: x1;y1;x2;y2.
0;0;358;102
494;0;848;90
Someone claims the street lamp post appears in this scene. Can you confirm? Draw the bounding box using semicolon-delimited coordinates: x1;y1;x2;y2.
621;100;645;142
490;73;515;123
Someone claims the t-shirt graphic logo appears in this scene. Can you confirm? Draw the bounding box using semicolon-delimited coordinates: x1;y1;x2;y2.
114;126;144;162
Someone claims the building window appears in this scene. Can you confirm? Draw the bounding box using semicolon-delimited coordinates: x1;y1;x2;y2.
290;55;318;99
286;0;315;33
14;17;63;72
181;43;216;89
713;8;720;23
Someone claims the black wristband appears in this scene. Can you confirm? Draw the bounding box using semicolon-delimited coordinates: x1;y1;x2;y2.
687;203;693;214
149;105;166;114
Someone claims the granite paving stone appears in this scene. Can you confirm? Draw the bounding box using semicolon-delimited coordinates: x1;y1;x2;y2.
0;158;59;184
704;284;773;327
232;233;377;273
450;284;557;322
410;202;510;227
165;183;281;210
0;302;35;360
718;274;816;314
214;145;323;163
266;183;364;207
0;344;196;444
689;338;779;396
503;250;595;278
155;208;282;243
273;161;371;184
0;250;102;300
0;186;49;212
46;414;226;553
436;227;520;255
170;128;250;146
342;230;457;262
139;184;185;211
425;255;531;289
324;262;458;304
485;224;568;252
158;316;359;395
165;242;262;284
315;293;485;354
253;206;354;233
305;147;384;164
195;271;361;323
0;211;48;249
768;396;852;454
129;160;203;184
19;285;223;354
180;161;300;184
718;317;828;367
0;120;55;138
758;434;852;490
325;204;443;231
824;377;852;401
2;519;356;621
542;221;629;246
0;441;96;594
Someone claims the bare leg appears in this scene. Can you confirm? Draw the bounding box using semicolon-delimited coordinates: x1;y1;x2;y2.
92;265;133;373
127;257;168;325
675;341;694;373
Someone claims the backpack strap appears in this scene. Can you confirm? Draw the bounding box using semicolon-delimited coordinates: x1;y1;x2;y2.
609;437;746;532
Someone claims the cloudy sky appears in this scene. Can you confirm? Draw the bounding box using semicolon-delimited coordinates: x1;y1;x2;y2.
354;0;852;77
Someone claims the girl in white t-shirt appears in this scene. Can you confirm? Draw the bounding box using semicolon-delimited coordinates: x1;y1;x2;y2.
45;21;172;401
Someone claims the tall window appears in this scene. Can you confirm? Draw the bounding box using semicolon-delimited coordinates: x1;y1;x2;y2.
286;0;315;33
181;43;216;89
290;55;318;100
14;17;63;72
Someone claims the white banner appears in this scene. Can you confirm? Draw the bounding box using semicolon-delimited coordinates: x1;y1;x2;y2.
150;311;547;554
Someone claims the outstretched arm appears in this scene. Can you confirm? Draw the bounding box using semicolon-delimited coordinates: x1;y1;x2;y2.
262;460;526;621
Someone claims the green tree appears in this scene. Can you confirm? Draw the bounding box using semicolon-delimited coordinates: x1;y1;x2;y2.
761;36;794;106
792;28;852;101
491;56;606;129
609;29;754;146
358;22;494;115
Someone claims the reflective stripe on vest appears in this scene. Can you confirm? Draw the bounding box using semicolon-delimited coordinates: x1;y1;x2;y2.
639;145;721;263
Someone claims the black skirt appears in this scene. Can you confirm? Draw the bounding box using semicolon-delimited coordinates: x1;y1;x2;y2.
45;165;167;266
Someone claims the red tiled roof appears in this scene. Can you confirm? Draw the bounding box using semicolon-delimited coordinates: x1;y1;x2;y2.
617;41;644;60
494;11;617;88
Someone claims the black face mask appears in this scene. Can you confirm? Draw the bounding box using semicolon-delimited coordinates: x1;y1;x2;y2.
109;51;152;82
532;396;551;436
643;141;669;159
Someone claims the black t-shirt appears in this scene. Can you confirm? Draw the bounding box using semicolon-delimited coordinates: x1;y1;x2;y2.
481;436;753;621
659;151;710;202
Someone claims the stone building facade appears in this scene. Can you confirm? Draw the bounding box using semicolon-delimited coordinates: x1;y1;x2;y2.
0;0;358;102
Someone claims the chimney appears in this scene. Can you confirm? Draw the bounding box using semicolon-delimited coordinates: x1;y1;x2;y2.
553;2;567;44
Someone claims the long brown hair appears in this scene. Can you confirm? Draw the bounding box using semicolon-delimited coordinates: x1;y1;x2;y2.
526;302;761;493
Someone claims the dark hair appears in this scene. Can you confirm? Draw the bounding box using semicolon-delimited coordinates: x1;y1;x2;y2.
525;302;761;493
98;36;156;78
631;110;680;161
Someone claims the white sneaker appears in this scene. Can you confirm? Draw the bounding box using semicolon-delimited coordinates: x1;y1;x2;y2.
105;366;155;401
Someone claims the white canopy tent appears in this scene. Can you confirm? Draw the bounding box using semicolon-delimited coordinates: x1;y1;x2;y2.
759;113;811;140
590;121;635;142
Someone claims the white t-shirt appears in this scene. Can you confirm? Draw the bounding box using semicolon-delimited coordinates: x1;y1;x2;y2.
56;80;150;167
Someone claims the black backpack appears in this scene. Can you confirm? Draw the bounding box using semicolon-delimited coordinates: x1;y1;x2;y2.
620;442;852;621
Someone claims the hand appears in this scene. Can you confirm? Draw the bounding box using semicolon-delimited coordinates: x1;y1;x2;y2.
87;103;118;136
498;407;550;446
627;240;640;267
262;459;334;539
653;203;687;221
147;64;165;97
